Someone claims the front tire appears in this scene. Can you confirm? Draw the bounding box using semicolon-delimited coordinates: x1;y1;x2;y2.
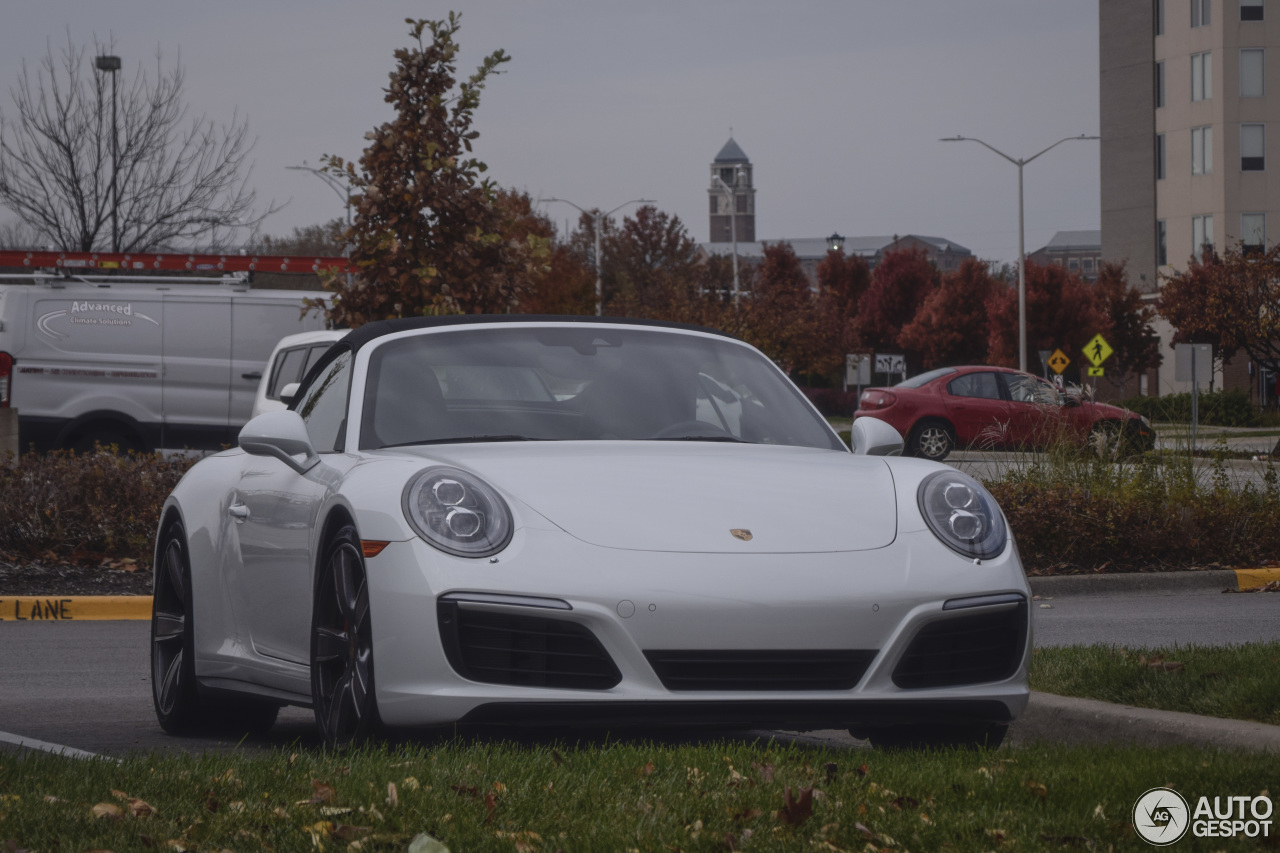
311;524;380;746
908;420;956;461
151;522;202;733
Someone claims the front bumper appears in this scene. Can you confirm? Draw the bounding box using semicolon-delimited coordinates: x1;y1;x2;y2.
365;526;1031;730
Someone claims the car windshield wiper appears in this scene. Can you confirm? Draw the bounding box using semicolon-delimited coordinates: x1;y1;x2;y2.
654;435;751;443
381;435;549;448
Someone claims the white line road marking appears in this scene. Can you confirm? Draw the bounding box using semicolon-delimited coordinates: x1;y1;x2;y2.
0;729;115;761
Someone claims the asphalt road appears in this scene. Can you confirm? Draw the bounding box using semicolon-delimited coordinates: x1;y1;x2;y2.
1;587;1276;758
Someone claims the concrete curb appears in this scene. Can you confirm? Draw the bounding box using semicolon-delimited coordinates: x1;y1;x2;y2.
1012;691;1280;753
1028;567;1280;596
0;595;151;622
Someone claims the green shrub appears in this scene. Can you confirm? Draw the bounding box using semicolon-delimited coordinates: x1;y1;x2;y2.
1119;389;1259;426
0;448;197;569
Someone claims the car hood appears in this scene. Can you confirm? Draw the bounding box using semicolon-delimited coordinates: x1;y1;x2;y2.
1087;400;1139;420
385;442;898;554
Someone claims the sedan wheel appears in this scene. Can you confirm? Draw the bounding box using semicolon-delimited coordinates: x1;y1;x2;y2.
910;422;955;461
151;523;202;732
311;524;379;745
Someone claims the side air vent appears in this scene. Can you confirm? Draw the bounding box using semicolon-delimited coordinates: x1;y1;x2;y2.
892;600;1027;689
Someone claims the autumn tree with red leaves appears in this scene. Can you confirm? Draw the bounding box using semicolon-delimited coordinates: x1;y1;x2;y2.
601;205;701;316
1159;242;1280;375
1092;261;1162;393
985;260;1102;374
899;258;1000;369
321;16;530;327
743;242;826;374
814;248;872;372
856;248;940;366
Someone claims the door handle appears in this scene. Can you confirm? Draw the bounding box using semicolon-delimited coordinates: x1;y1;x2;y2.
229;503;250;521
242;371;263;380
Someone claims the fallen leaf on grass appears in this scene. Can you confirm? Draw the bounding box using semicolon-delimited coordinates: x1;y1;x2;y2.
777;786;814;826
298;779;337;805
92;802;124;820
451;784;479;798
483;791;497;825
1026;780;1048;800
731;808;762;822
4;843;31;853
386;782;398;808
330;823;372;842
639;760;656;776
752;762;775;783
890;795;920;810
406;831;451;853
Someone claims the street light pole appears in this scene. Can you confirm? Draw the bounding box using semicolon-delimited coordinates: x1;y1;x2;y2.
95;55;122;253
711;164;747;305
287;163;354;288
543;197;654;315
940;134;1099;373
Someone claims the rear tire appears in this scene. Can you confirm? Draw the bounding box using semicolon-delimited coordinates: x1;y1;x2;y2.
908;420;955;461
853;722;1008;751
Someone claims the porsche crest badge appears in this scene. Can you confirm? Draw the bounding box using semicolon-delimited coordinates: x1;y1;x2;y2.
730;529;753;541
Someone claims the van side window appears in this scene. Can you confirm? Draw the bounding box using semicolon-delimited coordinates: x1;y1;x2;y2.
295;350;351;452
268;347;309;400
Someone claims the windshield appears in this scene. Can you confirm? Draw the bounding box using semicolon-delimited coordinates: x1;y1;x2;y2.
895;367;957;388
358;326;844;451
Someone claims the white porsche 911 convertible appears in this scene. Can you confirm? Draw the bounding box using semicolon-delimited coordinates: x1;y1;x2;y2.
151;316;1030;748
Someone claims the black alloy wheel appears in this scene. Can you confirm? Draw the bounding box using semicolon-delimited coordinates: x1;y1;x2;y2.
151;522;202;732
311;524;380;745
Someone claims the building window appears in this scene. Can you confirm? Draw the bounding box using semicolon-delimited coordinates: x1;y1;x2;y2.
1192;0;1212;26
1242;123;1265;170
1241;1;1264;21
1157;133;1166;179
1193;214;1215;258
1241;49;1264;97
1156;0;1166;33
709;196;718;215
735;194;747;214
719;167;736;184
1192;125;1214;174
1156;61;1165;107
1084;257;1095;272
1242;213;1265;251
1192;52;1212;101
1157;220;1168;266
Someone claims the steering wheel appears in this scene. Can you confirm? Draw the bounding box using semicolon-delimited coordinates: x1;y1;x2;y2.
651;420;734;439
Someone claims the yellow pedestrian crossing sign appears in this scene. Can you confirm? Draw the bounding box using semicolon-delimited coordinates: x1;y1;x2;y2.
1084;334;1113;367
1047;349;1070;374
1087;366;1105;377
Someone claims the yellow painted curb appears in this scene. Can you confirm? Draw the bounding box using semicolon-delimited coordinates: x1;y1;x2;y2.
0;595;152;622
1234;568;1280;590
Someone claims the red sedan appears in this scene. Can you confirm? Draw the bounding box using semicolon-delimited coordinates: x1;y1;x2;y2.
852;366;1154;461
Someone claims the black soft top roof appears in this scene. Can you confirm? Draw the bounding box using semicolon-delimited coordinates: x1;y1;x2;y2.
334;314;737;353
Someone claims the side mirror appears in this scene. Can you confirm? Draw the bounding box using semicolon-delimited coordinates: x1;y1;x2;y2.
849;417;904;457
279;381;301;405
239;410;320;474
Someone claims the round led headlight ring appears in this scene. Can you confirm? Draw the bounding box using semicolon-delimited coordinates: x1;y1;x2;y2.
916;470;1008;560
402;466;513;558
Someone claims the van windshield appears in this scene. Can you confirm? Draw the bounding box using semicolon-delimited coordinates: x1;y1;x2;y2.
359;326;844;451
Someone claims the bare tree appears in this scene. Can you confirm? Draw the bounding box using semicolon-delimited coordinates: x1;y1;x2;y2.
0;32;275;253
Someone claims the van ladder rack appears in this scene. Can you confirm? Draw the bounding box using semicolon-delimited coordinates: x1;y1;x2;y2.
0;250;354;275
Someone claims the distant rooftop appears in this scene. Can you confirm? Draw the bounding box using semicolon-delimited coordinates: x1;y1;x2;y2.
713;137;750;163
1040;230;1101;251
699;234;971;260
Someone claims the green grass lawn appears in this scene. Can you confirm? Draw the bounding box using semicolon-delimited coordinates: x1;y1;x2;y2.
1;740;1275;852
1031;643;1280;726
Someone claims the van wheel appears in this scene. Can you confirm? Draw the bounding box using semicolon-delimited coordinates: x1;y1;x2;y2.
69;424;147;455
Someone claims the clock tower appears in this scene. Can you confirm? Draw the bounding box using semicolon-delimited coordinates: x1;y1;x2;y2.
708;137;755;243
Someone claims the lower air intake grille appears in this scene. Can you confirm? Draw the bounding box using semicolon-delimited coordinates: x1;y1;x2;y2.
892;601;1027;689
437;601;621;690
643;650;876;691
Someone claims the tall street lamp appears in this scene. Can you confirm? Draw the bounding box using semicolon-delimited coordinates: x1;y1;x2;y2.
827;232;846;253
711;164;747;305
940;134;1099;373
543;197;654;315
287;162;354;288
95;55;122;253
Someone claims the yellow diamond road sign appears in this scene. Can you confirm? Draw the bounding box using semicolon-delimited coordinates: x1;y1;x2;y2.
1087;366;1105;377
1047;349;1070;375
1084;333;1113;367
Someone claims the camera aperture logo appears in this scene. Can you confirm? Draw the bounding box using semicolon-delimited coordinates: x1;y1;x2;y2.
1133;787;1275;845
1133;787;1189;845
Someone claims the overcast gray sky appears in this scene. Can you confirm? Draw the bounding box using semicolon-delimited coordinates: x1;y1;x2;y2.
0;1;1101;266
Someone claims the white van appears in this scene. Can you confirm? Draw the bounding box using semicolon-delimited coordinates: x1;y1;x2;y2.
249;328;347;419
0;275;331;453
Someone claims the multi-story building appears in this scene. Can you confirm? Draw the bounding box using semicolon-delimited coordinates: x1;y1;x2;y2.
1101;0;1276;397
708;137;756;244
1028;230;1103;280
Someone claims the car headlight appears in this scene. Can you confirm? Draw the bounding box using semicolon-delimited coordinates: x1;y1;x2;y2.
916;470;1007;560
402;466;513;558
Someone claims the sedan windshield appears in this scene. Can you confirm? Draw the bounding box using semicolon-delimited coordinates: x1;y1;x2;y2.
358;326;844;451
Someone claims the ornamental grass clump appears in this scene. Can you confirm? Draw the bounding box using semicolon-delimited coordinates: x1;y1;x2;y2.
0;447;196;569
